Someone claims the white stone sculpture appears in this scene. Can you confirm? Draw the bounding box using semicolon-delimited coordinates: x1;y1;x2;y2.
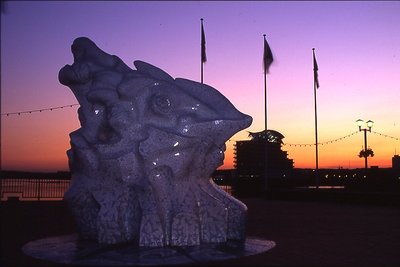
59;37;253;247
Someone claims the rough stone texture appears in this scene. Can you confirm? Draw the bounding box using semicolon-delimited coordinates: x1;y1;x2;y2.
58;37;252;246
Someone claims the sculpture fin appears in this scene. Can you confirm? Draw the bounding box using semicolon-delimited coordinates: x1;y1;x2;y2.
134;60;174;82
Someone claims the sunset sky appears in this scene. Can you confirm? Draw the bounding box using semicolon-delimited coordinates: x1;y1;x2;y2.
1;1;399;172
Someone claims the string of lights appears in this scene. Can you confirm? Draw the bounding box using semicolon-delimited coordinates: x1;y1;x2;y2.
371;130;399;141
283;131;360;147
1;104;79;116
2;104;399;144
229;130;398;147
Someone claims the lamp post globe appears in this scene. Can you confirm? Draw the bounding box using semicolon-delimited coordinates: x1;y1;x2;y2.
366;120;374;130
356;119;363;131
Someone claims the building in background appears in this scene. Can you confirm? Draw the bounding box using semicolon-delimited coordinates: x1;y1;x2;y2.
393;155;400;174
234;130;293;196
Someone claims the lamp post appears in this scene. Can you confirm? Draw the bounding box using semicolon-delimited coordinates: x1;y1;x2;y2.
356;119;374;169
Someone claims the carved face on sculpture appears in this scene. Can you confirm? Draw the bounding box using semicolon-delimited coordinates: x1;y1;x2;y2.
117;70;252;179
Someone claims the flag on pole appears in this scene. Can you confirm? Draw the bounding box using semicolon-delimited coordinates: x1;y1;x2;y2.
201;18;207;63
313;48;320;89
263;34;273;74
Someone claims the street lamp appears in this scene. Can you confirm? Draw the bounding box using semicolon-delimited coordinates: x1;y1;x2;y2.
356;119;374;169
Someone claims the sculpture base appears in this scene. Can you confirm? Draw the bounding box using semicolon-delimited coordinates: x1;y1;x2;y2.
22;233;275;266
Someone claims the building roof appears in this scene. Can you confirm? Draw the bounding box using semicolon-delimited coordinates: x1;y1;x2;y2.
248;130;285;144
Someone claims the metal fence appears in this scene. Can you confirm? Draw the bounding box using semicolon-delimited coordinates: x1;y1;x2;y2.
0;178;234;201
218;185;233;196
1;179;71;201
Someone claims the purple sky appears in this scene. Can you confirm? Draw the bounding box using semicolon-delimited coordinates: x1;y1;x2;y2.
1;1;399;171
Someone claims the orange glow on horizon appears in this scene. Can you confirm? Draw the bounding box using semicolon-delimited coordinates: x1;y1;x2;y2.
2;110;398;172
1;109;79;172
218;128;399;170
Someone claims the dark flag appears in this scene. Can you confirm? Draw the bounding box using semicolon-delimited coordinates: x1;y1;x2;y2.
201;18;207;63
263;35;273;74
313;49;320;89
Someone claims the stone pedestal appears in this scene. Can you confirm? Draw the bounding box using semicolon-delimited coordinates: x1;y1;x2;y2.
23;234;275;266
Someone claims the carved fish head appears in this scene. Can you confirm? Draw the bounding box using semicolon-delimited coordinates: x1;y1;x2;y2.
118;61;252;178
119;61;252;145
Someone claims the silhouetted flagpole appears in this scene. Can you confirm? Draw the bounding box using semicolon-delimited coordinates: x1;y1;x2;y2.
263;34;273;132
201;18;207;84
313;48;320;189
263;34;273;191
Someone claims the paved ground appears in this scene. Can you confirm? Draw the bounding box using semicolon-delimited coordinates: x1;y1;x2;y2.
1;197;399;267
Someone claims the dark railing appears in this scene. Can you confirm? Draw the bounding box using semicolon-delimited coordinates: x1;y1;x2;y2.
218;185;233;196
1;179;71;201
1;178;232;201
